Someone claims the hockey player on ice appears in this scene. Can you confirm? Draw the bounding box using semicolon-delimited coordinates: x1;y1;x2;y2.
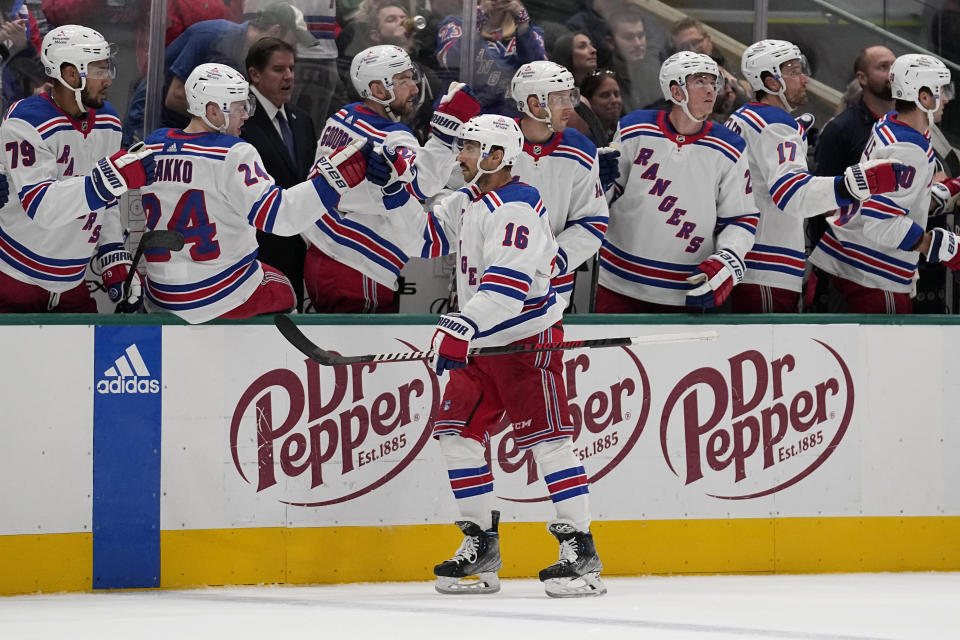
0;25;154;313
384;113;605;598
726;39;911;312
509;61;610;305
139;63;374;323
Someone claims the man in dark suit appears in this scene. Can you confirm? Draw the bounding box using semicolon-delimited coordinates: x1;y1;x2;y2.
241;36;318;311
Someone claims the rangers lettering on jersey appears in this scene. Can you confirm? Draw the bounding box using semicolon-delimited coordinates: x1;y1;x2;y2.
600;110;757;306
0;94;126;292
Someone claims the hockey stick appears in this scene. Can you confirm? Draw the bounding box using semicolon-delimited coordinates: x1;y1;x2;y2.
115;230;185;313
274;313;718;366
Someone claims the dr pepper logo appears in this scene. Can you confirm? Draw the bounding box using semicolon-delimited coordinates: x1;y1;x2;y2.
659;340;854;499
229;343;440;506
488;346;650;503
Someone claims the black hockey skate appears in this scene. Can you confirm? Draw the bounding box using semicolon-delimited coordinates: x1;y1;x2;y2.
434;511;502;594
539;521;606;597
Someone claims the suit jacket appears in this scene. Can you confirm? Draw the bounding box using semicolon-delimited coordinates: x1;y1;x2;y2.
241;97;318;311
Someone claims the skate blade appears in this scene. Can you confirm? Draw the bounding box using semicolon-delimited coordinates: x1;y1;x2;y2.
543;572;606;598
435;573;501;595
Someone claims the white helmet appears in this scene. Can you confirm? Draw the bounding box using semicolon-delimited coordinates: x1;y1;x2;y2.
40;25;115;113
350;45;414;121
459;114;523;183
741;39;803;111
659;51;721;122
890;53;951;127
185;63;255;134
511;61;578;130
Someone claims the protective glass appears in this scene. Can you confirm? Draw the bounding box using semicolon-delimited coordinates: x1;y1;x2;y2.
226;95;257;118
686;73;719;91
942;82;956;101
86;59;117;80
547;88;581;108
780;56;810;79
393;66;422;91
456;138;483;159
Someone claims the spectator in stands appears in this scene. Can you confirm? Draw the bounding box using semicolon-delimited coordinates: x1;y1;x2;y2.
606;6;660;112
551;31;597;86
122;2;313;145
564;68;622;147
240;36;317;312
134;0;240;77
22;0;48;36
0;10;45;116
810;45;895;311
670;17;748;115
330;0;441;143
565;0;617;67
435;0;547;115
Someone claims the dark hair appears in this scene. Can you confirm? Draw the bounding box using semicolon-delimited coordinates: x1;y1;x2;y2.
670;17;705;38
551;31;593;77
607;6;646;31
853;45;890;77
580;69;618;100
245;37;296;74
895;91;935;114
895;99;917;114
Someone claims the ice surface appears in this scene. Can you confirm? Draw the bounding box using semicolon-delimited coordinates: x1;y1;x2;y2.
1;573;956;640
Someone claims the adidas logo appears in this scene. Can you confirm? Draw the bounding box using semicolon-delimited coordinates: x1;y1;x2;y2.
96;344;160;394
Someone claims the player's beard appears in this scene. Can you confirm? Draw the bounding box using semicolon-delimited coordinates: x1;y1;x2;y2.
81;86;106;110
460;162;478;183
390;96;417;118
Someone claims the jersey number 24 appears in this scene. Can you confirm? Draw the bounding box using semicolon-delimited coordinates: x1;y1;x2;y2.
141;189;220;261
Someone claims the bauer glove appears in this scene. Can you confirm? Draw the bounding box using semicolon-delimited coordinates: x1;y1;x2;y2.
926;227;960;270
930;178;960;215
310;139;373;195
685;249;745;308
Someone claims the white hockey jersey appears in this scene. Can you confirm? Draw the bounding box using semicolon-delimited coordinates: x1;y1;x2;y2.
302;102;457;289
393;178;563;347
512;126;608;300
726;102;846;292
0;94;125;292
809;113;934;293
140;127;342;324
600;110;758;306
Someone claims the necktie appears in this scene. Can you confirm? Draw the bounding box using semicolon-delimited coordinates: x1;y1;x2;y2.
276;110;295;160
